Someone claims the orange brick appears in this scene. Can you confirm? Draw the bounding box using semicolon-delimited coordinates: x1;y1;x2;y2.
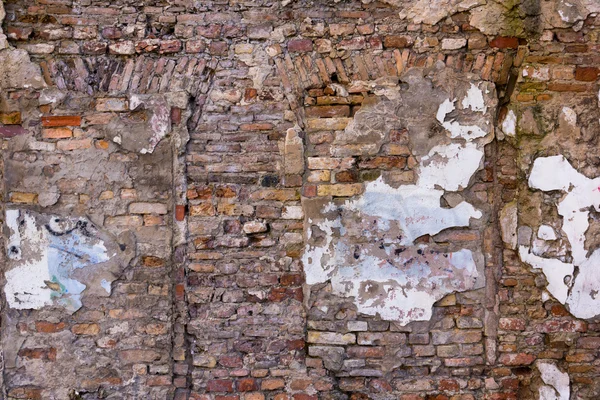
71;323;100;335
41;115;82;127
42;127;72;139
515;93;534;102
35;321;67;333
95;139;110;149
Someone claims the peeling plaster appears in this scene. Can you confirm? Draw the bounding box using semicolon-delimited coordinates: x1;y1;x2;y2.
4;210;133;313
501;110;517;137
520;155;600;319
538;225;557;241
537;361;570;400
397;0;486;26
436;98;488;140
303;73;493;324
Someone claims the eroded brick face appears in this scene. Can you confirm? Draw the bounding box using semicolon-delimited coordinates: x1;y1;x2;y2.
1;0;600;399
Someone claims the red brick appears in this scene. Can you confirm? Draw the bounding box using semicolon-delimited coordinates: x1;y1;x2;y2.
261;378;285;390
438;379;459;391
574;66;599;81
268;287;303;302
208;41;228;55
207;379;234;392
147;375;172;386
287;338;305;350
383;35;413;48
499;318;526;331
160;39;182;53
280;273;303;286
219;355;243;368
288;39;313;53
237;378;258;392
489;36;519;48
293;395;317;400
498;352;535;366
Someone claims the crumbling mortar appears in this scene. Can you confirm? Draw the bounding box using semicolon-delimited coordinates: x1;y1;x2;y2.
171;95;195;399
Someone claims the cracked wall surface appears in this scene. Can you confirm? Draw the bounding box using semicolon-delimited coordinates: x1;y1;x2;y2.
1;0;600;398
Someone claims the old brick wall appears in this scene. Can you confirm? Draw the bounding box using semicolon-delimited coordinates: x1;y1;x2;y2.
0;0;600;399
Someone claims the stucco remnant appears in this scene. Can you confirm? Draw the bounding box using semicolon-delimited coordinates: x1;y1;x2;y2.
303;67;495;324
106;94;185;154
397;0;486;26
520;155;600;319
537;361;570;400
4;209;133;313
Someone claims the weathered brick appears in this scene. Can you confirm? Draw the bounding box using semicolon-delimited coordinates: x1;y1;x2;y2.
317;184;363;197
307;331;356;345
288;39;313;52
42;127;73;139
383;35;413;48
71;324;100;335
574;66;599;81
129;202;168;214
489;36;519;48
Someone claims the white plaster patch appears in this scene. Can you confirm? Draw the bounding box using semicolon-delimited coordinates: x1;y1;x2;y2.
346;176;482;246
561;107;577;127
521;155;600;319
304;216;343;285
419;142;484;191
519;246;574;304
538;225;557;241
101;279;112;294
502;110;517;137
436;95;488;140
4;210;118;313
462;83;487;113
537;361;569;400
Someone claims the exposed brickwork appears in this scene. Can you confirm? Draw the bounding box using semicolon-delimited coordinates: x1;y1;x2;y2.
0;0;599;399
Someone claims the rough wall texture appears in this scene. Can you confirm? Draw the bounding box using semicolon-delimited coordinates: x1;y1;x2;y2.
1;0;600;399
